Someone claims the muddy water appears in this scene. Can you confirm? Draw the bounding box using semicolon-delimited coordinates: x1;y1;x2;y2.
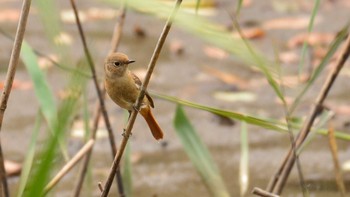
1;0;350;196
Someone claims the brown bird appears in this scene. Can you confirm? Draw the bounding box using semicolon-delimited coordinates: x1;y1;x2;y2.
104;52;164;140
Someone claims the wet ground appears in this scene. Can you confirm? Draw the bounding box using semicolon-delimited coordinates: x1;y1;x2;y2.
1;0;350;196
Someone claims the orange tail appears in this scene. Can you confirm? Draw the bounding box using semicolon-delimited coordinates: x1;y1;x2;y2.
140;107;164;140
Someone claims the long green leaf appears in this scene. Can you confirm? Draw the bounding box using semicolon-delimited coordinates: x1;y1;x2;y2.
298;0;321;76
34;0;70;62
174;105;230;197
155;93;350;140
236;0;244;16
21;41;69;161
23;59;89;195
16;113;42;197
122;143;132;197
21;41;57;127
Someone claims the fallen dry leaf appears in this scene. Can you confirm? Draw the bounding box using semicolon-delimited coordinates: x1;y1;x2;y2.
203;46;229;60
85;8;117;20
325;103;350;116
134;25;147;38
262;16;320;30
275;96;293;106
213;91;256;102
287;32;335;48
38;54;59;69
276;73;309;88
169;40;184;55
0;9;20;23
232;27;265;39
5;160;21;177
54;32;73;46
279;50;299;64
61;8;117;23
202;65;249;89
0;80;32;90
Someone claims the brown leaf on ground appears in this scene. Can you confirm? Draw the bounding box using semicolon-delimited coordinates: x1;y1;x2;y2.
232;27;265;39
275;96;293;106
169;40;184;55
276;73;309;88
203;46;229;60
262;16;319;30
287;32;335;48
325;103;350;115
134;25;147;38
0;9;20;23
0;80;32;90
202;65;249;89
279;50;299;64
5;160;21;177
242;0;252;7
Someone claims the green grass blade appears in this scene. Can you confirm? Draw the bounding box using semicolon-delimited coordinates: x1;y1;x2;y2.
21;41;70;161
230;16;286;103
16;113;42;197
298;0;321;76
195;0;201;15
23;59;89;195
236;0;244;16
290;25;349;113
156;93;286;132
122;143;132;197
106;0;285;105
21;41;57;127
174;105;230;197
23;132;59;196
239;122;249;196
34;0;70;61
155;93;350;140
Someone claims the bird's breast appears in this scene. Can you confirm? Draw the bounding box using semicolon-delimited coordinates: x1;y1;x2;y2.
105;75;140;110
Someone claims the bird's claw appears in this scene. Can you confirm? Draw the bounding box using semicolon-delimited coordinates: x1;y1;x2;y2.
122;128;132;138
133;104;140;112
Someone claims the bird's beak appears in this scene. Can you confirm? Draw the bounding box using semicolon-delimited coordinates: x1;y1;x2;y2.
128;60;135;64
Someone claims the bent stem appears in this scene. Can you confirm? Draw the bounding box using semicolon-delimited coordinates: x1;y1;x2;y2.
0;0;32;196
99;0;182;196
269;29;350;195
70;0;128;196
68;0;126;195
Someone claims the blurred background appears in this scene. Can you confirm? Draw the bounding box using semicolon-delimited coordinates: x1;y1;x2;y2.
1;0;350;196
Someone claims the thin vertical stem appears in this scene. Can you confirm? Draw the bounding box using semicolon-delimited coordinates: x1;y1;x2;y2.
100;0;182;196
0;0;32;196
71;0;127;195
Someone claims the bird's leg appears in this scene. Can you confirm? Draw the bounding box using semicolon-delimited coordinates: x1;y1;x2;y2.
122;111;133;138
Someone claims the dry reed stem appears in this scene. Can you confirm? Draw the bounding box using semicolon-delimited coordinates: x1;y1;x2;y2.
100;0;182;196
252;187;280;197
0;0;32;196
74;0;126;197
43;139;95;194
328;121;347;197
72;0;128;196
68;0;126;195
270;31;350;194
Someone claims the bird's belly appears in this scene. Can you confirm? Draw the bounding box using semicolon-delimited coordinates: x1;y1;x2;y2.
105;79;139;110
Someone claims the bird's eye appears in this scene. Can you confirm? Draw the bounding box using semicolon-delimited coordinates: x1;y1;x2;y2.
114;62;121;66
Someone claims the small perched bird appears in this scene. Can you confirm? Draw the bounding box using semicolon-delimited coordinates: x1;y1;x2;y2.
104;52;164;140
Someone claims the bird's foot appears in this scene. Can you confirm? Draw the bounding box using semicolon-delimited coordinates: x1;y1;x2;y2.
122;128;132;138
133;104;140;112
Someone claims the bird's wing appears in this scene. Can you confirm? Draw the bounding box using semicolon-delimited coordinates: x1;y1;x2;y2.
131;72;155;108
